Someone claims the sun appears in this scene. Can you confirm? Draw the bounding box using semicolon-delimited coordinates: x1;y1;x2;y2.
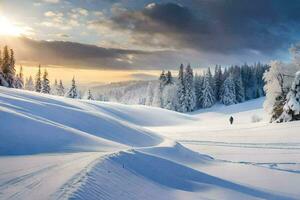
0;16;28;36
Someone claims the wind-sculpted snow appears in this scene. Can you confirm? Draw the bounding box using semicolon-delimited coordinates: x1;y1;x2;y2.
84;101;196;126
69;146;294;200
0;87;165;155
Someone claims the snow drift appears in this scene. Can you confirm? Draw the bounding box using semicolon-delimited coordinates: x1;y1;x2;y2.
0;87;172;155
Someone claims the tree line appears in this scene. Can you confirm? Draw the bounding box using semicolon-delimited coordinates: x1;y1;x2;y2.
0;45;95;100
0;45;270;114
146;63;269;112
24;65;92;99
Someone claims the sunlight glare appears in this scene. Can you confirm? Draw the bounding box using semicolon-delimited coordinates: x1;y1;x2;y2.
0;16;28;36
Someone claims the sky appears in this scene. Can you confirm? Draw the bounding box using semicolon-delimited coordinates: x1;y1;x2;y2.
0;0;300;84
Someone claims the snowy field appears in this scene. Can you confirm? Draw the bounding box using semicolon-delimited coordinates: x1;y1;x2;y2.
1;86;300;200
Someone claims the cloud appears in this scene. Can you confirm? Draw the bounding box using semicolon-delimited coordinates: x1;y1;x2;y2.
41;0;60;4
0;36;150;70
90;1;300;57
71;8;89;16
45;11;63;17
0;36;273;70
42;10;80;30
56;33;70;38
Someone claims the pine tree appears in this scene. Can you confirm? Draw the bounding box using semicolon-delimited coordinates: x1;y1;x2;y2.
0;72;8;87
162;84;178;111
263;61;294;122
184;64;196;112
214;65;223;100
14;65;24;89
19;65;24;87
25;75;35;91
2;47;16;87
35;65;42;92
232;67;245;103
57;80;65;96
66;77;78;98
201;72;216;108
157;70;167;107
235;75;245;103
41;69;51;94
241;64;257;100
145;82;155;106
207;67;214;90
277;71;300;122
52;79;58;95
221;74;236;105
0;48;8;86
165;71;173;85
194;74;203;108
176;64;187;112
86;89;94;100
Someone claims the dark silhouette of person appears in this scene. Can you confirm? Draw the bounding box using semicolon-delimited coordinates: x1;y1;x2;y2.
229;116;234;125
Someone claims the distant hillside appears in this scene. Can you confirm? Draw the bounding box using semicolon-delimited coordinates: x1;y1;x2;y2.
91;80;157;105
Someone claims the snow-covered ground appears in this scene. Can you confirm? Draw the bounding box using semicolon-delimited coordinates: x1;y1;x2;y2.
0;86;300;200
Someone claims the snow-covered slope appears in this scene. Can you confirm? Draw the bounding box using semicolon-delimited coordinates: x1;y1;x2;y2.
0;87;166;155
1;87;300;200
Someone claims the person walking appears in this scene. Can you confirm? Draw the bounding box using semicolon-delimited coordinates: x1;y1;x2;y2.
229;116;234;125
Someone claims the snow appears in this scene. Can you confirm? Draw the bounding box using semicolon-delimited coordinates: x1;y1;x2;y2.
1;86;300;199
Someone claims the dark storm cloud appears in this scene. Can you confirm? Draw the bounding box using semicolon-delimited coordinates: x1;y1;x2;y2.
1;36;200;70
1;36;272;70
0;36;151;70
96;0;300;55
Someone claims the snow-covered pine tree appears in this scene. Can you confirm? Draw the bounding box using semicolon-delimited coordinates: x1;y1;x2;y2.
66;77;78;99
277;71;300;122
176;64;187;112
232;67;245;103
207;67;215;91
0;48;8;87
86;89;94;100
14;65;24;89
184;64;196;112
0;72;8;87
235;75;245;103
145;82;155;106
241;64;257;100
57;80;65;96
41;69;51;94
194;74;203;108
159;70;167;85
25;75;35;91
214;65;223;100
2;47;16;87
255;62;267;97
19;65;24;88
51;79;58;95
162;84;178;111
35;65;42;92
201;72;216;108
221;74;236;105
263;61;298;122
165;71;173;85
156;70;167;107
